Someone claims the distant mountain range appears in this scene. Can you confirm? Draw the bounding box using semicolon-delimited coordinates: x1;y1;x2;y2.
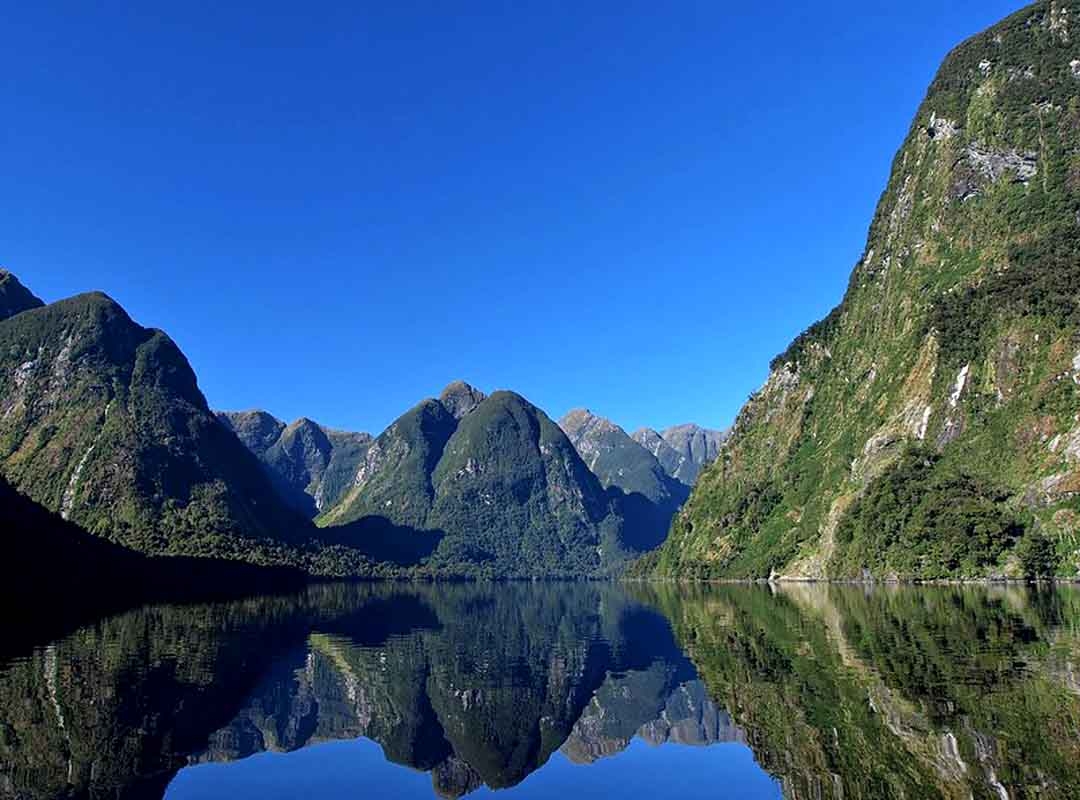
217;410;373;517
631;424;727;485
0;269;722;578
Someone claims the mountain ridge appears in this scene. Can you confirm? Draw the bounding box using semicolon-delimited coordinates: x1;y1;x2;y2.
315;384;644;577
647;0;1080;581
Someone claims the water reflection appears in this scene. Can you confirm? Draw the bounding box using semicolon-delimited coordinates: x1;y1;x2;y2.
1;583;1078;799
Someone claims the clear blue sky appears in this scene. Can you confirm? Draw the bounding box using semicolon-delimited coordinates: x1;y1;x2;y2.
2;0;1027;436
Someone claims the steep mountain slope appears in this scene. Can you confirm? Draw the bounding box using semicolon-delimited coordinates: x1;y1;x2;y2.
218;411;372;516
632;424;727;484
318;383;638;576
0;285;311;557
318;390;461;530
0;269;44;322
560;409;687;502
560;408;690;548
651;1;1080;580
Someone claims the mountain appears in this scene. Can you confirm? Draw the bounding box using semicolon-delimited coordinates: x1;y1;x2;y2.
218;410;372;517
647;1;1080;580
560;409;686;501
0;283;312;559
559;408;689;547
0;268;44;322
631;424;727;485
318;383;642;576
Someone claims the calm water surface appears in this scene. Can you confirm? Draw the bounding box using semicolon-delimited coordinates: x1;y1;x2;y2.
2;583;1079;799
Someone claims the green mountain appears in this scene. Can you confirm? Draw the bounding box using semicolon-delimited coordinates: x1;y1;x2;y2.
0;284;312;558
648;0;1080;580
630;423;727;485
0;268;44;321
218;410;372;517
318;383;641;576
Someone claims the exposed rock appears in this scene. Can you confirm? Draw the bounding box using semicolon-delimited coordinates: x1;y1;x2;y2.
439;380;486;420
926;113;960;141
1071;59;1080;78
632;423;727;485
1026;471;1080;508
952;143;1038;201
1048;1;1071;43
217;410;287;456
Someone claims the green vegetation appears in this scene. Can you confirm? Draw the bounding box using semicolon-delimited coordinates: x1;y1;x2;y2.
650;0;1080;581
930;227;1080;368
834;446;1025;578
644;583;1080;798
317;388;648;578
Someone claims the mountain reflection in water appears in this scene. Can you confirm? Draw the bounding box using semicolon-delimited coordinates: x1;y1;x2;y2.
1;583;1079;799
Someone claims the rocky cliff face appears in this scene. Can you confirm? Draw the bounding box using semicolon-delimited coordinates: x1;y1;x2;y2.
218;411;372;516
561;677;743;765
650;0;1080;580
559;408;689;505
632;424;728;485
559;408;690;552
0;286;310;557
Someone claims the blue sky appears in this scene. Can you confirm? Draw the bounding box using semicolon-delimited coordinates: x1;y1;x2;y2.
2;0;1027;435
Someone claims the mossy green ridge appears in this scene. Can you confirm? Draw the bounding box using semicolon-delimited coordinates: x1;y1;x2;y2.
317;384;649;577
0;289;317;558
648;1;1080;580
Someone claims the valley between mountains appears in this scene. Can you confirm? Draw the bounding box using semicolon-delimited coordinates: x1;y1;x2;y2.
5;0;1080;581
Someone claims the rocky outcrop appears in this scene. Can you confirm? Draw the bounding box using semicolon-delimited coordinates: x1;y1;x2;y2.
952;142;1039;201
559;409;686;502
439;380;486;420
562;677;743;764
631;424;727;485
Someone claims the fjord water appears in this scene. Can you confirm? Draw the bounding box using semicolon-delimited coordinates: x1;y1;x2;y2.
2;584;1079;800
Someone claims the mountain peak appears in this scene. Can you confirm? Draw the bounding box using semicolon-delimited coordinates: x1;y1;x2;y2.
559;408;619;437
439;380;486;419
0;269;45;322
